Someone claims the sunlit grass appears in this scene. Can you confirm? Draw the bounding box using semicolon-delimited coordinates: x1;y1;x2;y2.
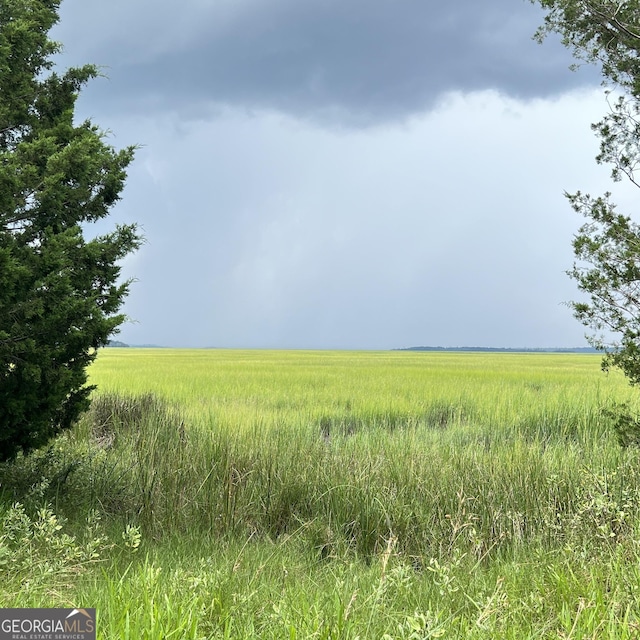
87;348;632;437
3;348;640;638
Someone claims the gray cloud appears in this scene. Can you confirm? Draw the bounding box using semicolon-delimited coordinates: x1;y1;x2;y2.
96;89;618;349
46;1;617;349
55;0;599;126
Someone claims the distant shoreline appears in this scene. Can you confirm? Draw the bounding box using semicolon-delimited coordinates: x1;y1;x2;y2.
394;346;598;353
106;342;599;353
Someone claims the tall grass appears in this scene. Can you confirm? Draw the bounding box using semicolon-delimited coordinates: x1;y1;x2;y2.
3;349;640;637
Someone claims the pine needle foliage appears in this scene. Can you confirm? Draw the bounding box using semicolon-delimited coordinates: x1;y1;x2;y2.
0;0;141;460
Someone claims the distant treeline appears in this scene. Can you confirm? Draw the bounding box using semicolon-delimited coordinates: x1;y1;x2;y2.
106;341;166;348
395;346;599;353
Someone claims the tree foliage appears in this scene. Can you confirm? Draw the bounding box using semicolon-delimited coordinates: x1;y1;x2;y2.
535;1;640;384
535;1;640;91
0;0;141;461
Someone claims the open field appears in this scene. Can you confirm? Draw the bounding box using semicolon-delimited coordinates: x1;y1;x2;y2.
3;349;640;638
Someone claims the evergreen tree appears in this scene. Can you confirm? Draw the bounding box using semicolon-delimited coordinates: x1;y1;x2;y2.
0;0;141;460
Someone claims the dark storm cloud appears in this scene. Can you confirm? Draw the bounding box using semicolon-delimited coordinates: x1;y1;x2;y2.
55;0;599;124
48;0;612;349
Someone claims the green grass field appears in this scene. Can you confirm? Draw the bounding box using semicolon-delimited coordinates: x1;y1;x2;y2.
2;349;640;638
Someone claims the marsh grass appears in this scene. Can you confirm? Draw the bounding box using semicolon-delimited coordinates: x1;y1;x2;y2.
3;349;640;637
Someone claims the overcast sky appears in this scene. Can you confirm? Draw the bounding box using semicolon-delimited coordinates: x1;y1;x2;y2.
49;0;629;349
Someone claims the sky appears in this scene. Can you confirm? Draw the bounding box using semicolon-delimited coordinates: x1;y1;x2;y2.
48;0;634;350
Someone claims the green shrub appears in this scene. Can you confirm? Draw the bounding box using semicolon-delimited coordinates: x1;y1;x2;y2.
0;502;111;598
